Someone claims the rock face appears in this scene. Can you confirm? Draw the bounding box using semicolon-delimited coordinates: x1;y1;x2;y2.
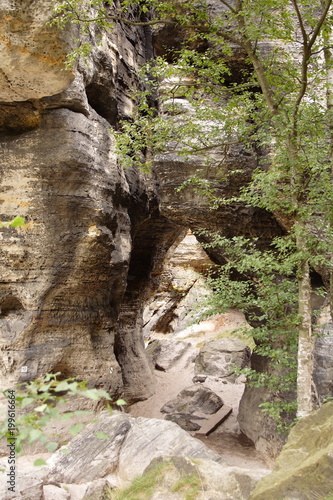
142;230;214;336
0;0;271;402
314;330;333;404
0;0;184;400
0;0;74;102
146;339;192;371
250;402;333;500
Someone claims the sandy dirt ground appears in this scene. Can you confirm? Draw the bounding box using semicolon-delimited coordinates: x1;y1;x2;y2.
129;310;269;470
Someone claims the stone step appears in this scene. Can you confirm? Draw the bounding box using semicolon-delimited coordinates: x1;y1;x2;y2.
195;405;233;437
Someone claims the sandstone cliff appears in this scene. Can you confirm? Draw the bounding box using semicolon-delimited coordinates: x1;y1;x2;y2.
1;0;333;463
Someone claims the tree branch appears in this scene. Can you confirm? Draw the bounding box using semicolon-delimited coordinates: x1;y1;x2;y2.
217;0;237;14
62;12;176;27
308;0;333;51
290;0;308;46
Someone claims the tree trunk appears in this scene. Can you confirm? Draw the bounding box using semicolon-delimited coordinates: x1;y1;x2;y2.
295;237;314;417
322;10;333;322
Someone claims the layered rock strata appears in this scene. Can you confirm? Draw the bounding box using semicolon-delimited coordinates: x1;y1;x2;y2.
0;0;185;400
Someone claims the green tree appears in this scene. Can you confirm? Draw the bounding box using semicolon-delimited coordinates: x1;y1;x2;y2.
53;0;333;419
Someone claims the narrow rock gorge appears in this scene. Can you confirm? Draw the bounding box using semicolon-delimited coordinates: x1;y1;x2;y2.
1;3;333;496
0;0;283;397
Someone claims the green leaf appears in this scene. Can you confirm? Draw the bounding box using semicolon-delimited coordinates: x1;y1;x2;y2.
34;404;48;413
34;459;47;466
46;441;59;453
61;412;74;421
21;397;35;408
54;381;71;392
115;399;127;406
69;423;84;436
29;429;43;442
80;389;101;400
96;432;110;440
9;216;25;227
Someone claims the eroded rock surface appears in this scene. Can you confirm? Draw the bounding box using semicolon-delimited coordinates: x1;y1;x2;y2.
3;0;331;467
0;0;74;102
0;0;183;400
47;412;224;484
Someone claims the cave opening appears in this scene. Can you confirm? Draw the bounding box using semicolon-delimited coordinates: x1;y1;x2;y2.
0;294;24;316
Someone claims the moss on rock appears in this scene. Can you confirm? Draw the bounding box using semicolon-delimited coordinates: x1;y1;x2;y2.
250;402;333;500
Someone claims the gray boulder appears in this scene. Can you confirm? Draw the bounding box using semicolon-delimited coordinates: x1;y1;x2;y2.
146;339;192;371
160;384;224;431
195;338;251;381
47;411;223;487
115;455;270;500
117;415;224;482
48;412;131;484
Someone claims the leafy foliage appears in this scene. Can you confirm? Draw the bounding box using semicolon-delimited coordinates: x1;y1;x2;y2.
0;217;25;228
198;232;300;429
0;373;126;461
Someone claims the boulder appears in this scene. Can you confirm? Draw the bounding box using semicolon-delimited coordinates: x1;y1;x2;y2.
117;415;224;482
195;338;251;381
114;455;270;500
47;411;224;487
48;412;131;484
161;384;224;416
197;459;270;500
160;384;224;432
250;402;333;500
237;353;295;463
193;374;207;383
146;339;192;370
81;478;113;500
164;413;202;432
43;485;70;500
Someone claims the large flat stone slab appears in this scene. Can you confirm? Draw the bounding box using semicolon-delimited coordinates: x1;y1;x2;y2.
196;405;233;436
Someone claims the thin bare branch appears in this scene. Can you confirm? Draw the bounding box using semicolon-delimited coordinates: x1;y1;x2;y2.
218;0;237;14
290;0;308;46
63;12;176;26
